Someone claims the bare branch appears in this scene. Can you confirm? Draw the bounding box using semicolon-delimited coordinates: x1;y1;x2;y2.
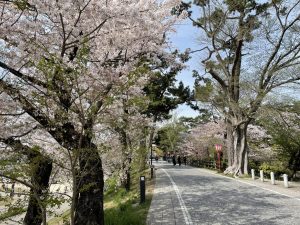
0;173;34;189
208;69;228;91
0;125;39;140
0;111;25;116
0;60;47;88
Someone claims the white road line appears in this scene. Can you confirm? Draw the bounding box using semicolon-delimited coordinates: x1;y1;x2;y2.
200;169;300;202
162;168;193;225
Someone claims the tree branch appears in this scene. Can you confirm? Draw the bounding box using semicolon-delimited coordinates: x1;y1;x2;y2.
0;60;47;88
0;173;34;189
0;79;80;149
208;69;228;91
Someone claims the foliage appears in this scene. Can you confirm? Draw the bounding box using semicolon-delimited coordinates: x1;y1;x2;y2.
155;121;187;153
259;101;300;176
178;111;213;128
259;161;292;178
0;206;26;221
178;119;225;157
142;58;192;121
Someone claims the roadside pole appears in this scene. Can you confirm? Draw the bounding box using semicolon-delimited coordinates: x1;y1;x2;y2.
150;143;153;178
140;176;145;204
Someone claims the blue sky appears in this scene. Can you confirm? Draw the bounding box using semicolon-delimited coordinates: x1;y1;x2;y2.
169;17;202;118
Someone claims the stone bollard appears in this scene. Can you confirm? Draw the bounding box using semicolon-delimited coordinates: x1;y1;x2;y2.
251;169;255;180
283;174;289;188
270;172;275;185
260;170;264;182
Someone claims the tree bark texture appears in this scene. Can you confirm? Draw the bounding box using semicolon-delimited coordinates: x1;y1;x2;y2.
24;154;53;225
117;128;131;191
226;121;234;167
74;139;104;225
224;122;249;176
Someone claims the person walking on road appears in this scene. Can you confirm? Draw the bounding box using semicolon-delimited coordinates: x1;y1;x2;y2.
178;155;182;166
172;155;176;166
183;155;187;166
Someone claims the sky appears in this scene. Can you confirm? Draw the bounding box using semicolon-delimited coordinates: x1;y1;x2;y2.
169;15;202;118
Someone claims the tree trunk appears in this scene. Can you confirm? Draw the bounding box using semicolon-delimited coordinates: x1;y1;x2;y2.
224;122;249;176
124;157;132;192
120;159;131;191
125;169;130;192
117;128;131;191
24;155;53;225
74;139;104;225
138;128;148;172
226;121;234;167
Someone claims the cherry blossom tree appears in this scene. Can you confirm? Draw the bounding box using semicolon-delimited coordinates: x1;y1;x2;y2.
0;0;182;224
178;120;225;159
0;95;54;225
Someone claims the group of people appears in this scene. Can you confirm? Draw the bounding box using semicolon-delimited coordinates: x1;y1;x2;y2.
172;155;187;166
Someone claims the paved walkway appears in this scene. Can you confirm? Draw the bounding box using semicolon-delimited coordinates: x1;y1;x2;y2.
147;161;300;225
147;162;190;225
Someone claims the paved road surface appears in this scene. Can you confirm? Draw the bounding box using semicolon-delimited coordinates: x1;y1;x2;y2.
147;161;300;225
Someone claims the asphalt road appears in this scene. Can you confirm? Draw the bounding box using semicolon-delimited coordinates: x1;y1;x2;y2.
147;161;300;225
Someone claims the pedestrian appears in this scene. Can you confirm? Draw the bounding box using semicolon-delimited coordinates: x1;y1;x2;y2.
183;155;187;166
178;155;181;166
172;155;176;166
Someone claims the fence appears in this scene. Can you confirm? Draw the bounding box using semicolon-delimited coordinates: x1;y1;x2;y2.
187;159;219;170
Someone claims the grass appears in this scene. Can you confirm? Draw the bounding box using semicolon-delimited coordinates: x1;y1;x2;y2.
104;167;155;225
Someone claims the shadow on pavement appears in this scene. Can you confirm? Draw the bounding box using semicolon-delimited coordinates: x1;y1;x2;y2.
148;161;300;225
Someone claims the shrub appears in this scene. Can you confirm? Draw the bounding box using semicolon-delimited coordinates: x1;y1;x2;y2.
259;161;292;178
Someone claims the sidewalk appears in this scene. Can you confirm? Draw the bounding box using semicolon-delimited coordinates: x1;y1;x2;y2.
147;162;189;225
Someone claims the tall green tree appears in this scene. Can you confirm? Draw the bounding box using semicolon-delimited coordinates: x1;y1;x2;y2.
175;0;300;175
155;120;187;154
142;52;192;156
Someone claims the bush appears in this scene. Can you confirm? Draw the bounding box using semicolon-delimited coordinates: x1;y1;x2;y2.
248;159;260;171
259;161;292;178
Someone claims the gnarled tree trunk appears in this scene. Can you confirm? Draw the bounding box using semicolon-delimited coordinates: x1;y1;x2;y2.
224;121;249;176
